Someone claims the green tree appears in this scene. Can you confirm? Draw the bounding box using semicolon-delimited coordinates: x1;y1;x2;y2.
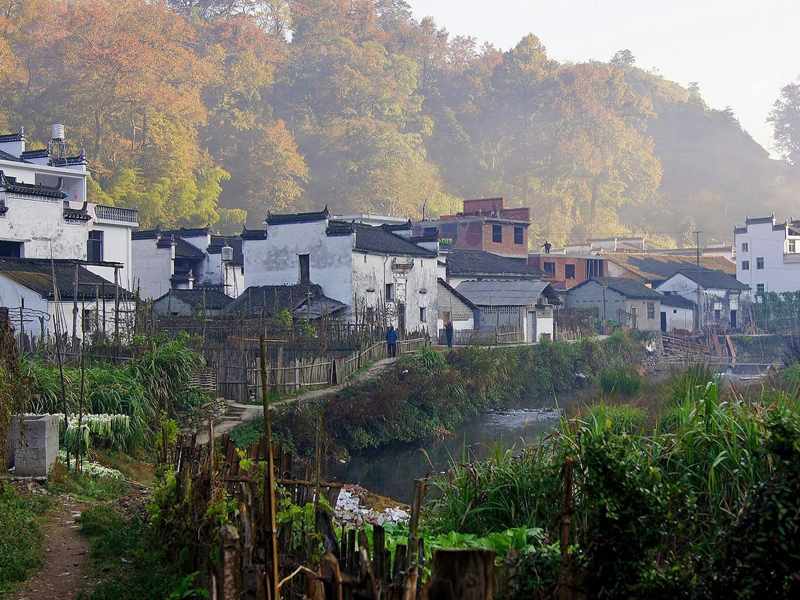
769;80;800;165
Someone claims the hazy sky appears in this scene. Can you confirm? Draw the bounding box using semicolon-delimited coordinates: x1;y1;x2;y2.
407;0;799;157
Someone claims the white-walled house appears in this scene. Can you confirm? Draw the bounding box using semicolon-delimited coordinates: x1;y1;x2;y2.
656;270;748;331
242;208;439;333
0;257;134;341
131;227;243;300
0;126;138;288
436;278;478;334
566;278;663;331
734;215;800;297
660;294;695;333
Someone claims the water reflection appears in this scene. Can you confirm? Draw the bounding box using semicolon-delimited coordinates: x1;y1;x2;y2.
324;401;560;503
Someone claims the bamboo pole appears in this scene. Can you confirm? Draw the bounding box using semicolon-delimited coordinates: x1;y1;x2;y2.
404;478;427;600
259;334;280;599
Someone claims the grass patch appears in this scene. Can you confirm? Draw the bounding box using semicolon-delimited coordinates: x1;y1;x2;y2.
0;482;52;594
76;505;205;600
46;461;131;501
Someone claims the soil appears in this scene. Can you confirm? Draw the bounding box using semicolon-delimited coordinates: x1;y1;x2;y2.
14;497;89;600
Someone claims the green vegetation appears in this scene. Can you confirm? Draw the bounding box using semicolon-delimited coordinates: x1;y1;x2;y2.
0;1;794;240
232;334;645;455
427;370;800;599
46;459;131;502
0;483;52;594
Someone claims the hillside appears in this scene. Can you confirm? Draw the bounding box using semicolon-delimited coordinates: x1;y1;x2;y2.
0;0;795;244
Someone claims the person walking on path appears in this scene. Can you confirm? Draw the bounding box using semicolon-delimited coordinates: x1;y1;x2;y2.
386;325;398;358
445;320;454;348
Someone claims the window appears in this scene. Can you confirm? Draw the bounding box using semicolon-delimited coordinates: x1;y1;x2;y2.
298;254;310;283
423;227;438;236
741;242;748;252
419;307;427;322
714;309;721;320
543;261;555;276
565;264;576;280
756;257;765;269
647;302;655;319
514;227;523;245
587;259;604;278
0;240;23;257
790;240;797;253
87;230;103;262
757;283;765;294
492;225;502;243
741;260;749;271
385;283;395;301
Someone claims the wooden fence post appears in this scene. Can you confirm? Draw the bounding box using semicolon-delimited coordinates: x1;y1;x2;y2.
430;549;495;600
220;524;241;600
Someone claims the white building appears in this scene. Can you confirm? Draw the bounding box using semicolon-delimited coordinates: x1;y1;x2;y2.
131;227;243;300
566;278;663;332
734;215;800;297
659;294;695;333
656;270;748;331
0;126;138;288
242;208;439;333
0;257;134;341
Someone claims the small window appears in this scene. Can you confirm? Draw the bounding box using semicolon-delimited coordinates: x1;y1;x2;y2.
442;311;451;322
741;242;748;252
299;254;310;283
647;302;655;319
419;307;426;322
756;283;765;294
790;240;797;253
0;240;23;257
756;257;765;269
424;227;438;236
87;230;103;262
385;283;395;301
514;227;523;245
543;262;555;276
673;309;677;314
565;264;576;279
741;260;749;271
492;225;502;243
714;309;721;320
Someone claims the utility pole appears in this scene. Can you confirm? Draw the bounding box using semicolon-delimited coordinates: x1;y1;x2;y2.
694;230;702;332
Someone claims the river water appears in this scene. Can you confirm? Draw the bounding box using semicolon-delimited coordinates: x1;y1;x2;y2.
324;396;561;503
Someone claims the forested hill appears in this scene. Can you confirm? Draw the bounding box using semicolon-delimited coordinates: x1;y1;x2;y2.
0;0;795;245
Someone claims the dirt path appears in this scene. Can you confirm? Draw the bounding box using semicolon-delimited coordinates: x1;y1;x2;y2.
195;357;397;444
14;498;89;600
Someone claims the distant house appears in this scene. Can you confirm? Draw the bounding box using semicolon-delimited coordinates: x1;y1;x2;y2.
444;250;546;286
132;227;243;300
566;278;663;331
223;283;347;321
455;280;559;343
413;198;531;258
660;294;695;333
606;253;737;287
528;253;608;291
0;125;138;288
436;278;479;337
734;215;800;296
242;208;438;333
152;289;233;317
0;257;133;340
656;270;749;330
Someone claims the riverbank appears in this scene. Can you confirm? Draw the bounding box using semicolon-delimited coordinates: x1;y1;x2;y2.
230;333;647;458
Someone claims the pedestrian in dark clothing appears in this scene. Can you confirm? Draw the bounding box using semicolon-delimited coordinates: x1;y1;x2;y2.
386;325;398;357
445;321;454;348
541;240;552;254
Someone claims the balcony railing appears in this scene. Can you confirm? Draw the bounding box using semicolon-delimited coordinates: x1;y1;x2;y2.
784;253;800;263
95;204;138;224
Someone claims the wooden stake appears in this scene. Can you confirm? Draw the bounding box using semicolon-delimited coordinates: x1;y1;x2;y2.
404;479;427;600
259;334;280;599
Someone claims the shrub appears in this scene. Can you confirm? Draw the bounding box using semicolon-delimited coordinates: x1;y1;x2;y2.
0;483;51;593
598;368;643;398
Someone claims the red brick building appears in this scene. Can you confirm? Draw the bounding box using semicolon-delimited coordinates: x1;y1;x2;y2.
413;198;530;258
528;253;607;291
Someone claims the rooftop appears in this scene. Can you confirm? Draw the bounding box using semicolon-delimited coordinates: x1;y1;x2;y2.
0;170;67;199
668;269;750;291
0;258;132;300
660;294;696;309
207;236;243;266
223;283;347;320
455;279;559;306
607;253;736;284
266;206;329;225
447;250;546;278
569;277;664;300
153;288;233;310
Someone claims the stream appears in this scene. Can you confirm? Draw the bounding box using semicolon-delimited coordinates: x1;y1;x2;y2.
324;395;561;503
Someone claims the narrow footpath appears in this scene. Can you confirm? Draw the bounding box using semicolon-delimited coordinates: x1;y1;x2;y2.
14;498;88;600
195;356;397;444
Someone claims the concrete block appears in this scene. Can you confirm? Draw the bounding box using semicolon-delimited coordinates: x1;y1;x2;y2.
9;415;60;476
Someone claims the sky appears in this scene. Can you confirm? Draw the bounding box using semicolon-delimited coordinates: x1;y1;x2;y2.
406;0;799;158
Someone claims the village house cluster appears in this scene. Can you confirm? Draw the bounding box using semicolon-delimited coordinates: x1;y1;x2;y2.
1;123;796;344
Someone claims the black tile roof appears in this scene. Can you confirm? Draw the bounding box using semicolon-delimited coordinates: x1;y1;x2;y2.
153;289;232;310
0;129;24;143
446;250;546;278
173;237;206;260
570;277;664;300
353;223;437;258
0;171;66;199
240;227;267;240
0;258;132;300
266;206;329;225
131;226;210;241
607;253;736;284
20;149;49;160
223;283;336;319
670;269;749;291
63;203;91;222
0;150;26;163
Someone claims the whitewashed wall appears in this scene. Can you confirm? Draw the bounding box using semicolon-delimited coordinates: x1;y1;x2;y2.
735;221;800;296
131;239;174;300
0;195;87;259
662;305;694;332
